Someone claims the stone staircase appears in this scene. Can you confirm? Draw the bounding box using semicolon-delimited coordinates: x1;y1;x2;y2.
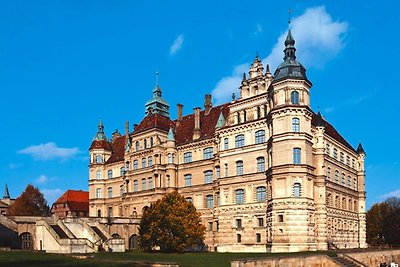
331;256;365;267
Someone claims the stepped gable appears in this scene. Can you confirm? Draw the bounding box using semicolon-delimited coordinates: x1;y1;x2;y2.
106;135;126;164
311;112;356;152
174;104;230;145
134;113;174;134
53;190;89;213
89;139;112;150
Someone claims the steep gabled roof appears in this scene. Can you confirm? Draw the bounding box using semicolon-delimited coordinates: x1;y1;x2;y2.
312;112;356;152
52;190;89;212
174;104;230;145
106;135;126;164
134;113;174;134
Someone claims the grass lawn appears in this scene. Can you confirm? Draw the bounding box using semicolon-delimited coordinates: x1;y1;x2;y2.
0;250;337;267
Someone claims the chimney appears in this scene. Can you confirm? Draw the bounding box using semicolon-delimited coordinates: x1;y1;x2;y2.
193;107;201;139
204;94;212;115
177;104;183;121
125;121;129;136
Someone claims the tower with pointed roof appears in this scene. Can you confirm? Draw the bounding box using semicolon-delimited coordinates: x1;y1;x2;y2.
3;184;10;199
144;74;170;117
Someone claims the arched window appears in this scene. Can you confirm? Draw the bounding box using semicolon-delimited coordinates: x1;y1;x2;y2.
257;157;265;172
348;199;353;212
256;186;266;202
148;177;153;189
204;170;213;184
293;148;301;165
125;161;130;170
342;197;346;209
291;91;299;104
96;188;102;198
327;167;331;180
133;160;138;170
144;139;147;149
341;173;345;185
150;137;154;147
326;143;330;155
224;138;229;150
142;158;146;168
96;155;103;163
255;130;265;144
135;141;139;152
107;170;113;179
185;197;193;203
148;156;153;167
346;155;350;165
184;174;192;187
142;178;147;190
96;171;102;180
203;147;213;159
347;176;351;187
340;152;344;163
133;180;138;192
167;153;173;164
333;148;338;159
107;187;112;198
236;161;243;175
354;178;357;189
206;195;214;208
235;189;245;204
292;118;300;132
235;134;245;148
335;170;339;182
216;166;220;178
120;167;125;176
293;183;301;197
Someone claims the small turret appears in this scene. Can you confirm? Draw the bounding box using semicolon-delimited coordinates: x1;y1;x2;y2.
167;127;175;142
357;143;366;156
315;111;325;127
3;184;10;199
93;118;108;141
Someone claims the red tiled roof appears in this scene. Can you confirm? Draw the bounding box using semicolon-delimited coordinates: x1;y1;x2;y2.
134;113;174;134
107;135;126;164
311;112;356;152
174;104;230;145
53;190;89;212
89;140;112;151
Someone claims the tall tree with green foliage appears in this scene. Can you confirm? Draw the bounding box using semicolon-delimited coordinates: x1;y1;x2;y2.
367;197;400;246
7;184;50;216
139;191;206;252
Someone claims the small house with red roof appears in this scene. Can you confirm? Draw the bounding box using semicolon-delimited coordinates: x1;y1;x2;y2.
51;190;89;219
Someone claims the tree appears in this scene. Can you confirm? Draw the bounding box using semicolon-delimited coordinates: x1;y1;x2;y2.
139;191;206;252
7;184;50;216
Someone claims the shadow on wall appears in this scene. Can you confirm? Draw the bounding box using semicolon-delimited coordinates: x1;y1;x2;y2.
0;224;20;249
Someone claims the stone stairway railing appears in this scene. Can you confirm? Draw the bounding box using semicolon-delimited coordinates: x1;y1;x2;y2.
0;214;17;231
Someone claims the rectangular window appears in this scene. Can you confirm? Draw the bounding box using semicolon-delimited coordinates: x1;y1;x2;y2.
148;156;153;167
107;187;112;198
224;138;229;150
340;152;344;163
184;174;192;187
216;166;220;178
326;143;330;155
148;177;153;189
347;176;351;187
346;155;350;166
235;135;245;148
236;219;242;230
204;170;213;184
258;218;264;227
206;195;214;208
352;159;356;169
183;152;192;163
256;187;266;202
142;158;146;168
256;233;261;243
208;222;213;231
133;160;138;170
341;173;345;185
257;157;265;172
236;161;243;175
255;130;265;144
142;178;147;190
133;180;138;192
293;148;301;165
235;189;244;204
292;118;300;132
203;147;213;160
237;234;242;243
333;148;338;159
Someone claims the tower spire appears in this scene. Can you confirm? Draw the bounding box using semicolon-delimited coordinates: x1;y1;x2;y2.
3;184;10;199
93;117;107;141
145;72;170;117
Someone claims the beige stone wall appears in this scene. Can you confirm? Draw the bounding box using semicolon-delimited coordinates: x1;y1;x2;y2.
231;254;339;267
342;250;400;267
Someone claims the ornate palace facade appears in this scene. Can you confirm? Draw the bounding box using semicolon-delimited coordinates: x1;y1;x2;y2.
88;31;367;252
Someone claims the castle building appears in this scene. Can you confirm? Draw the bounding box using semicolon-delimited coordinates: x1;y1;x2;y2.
51;190;89;219
88;31;366;252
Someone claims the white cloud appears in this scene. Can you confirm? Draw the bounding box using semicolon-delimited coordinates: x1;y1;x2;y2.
42;188;63;206
170;34;184;55
36;175;48;184
18;142;80;161
254;24;263;35
380;190;400;199
211;6;348;104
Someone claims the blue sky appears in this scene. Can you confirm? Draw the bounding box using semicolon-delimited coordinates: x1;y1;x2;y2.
0;1;398;208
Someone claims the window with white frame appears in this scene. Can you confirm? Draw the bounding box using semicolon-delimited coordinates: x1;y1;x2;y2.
133;180;138;192
96;171;102;180
236;161;243;175
255;130;265;144
204;170;213;184
293;183;301;197
133;160;138;170
96;155;103;163
292;118;300;132
142;178;147;190
291;91;299;104
142;158;146;168
183;152;192;163
257;157;265;172
148;156;153;167
346;155;350;165
167;153;173;164
224;138;229;150
107;170;113;179
107;187;112;198
235;189;245;204
203;147;213;159
235;134;245;148
96;188;102;198
120;167;125;176
335;170;339;182
256;186;266;202
333;148;338;159
184;174;192;187
293;148;301;165
206;195;214;208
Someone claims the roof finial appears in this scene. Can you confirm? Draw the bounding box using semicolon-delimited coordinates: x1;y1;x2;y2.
288;8;292;29
155;72;159;87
